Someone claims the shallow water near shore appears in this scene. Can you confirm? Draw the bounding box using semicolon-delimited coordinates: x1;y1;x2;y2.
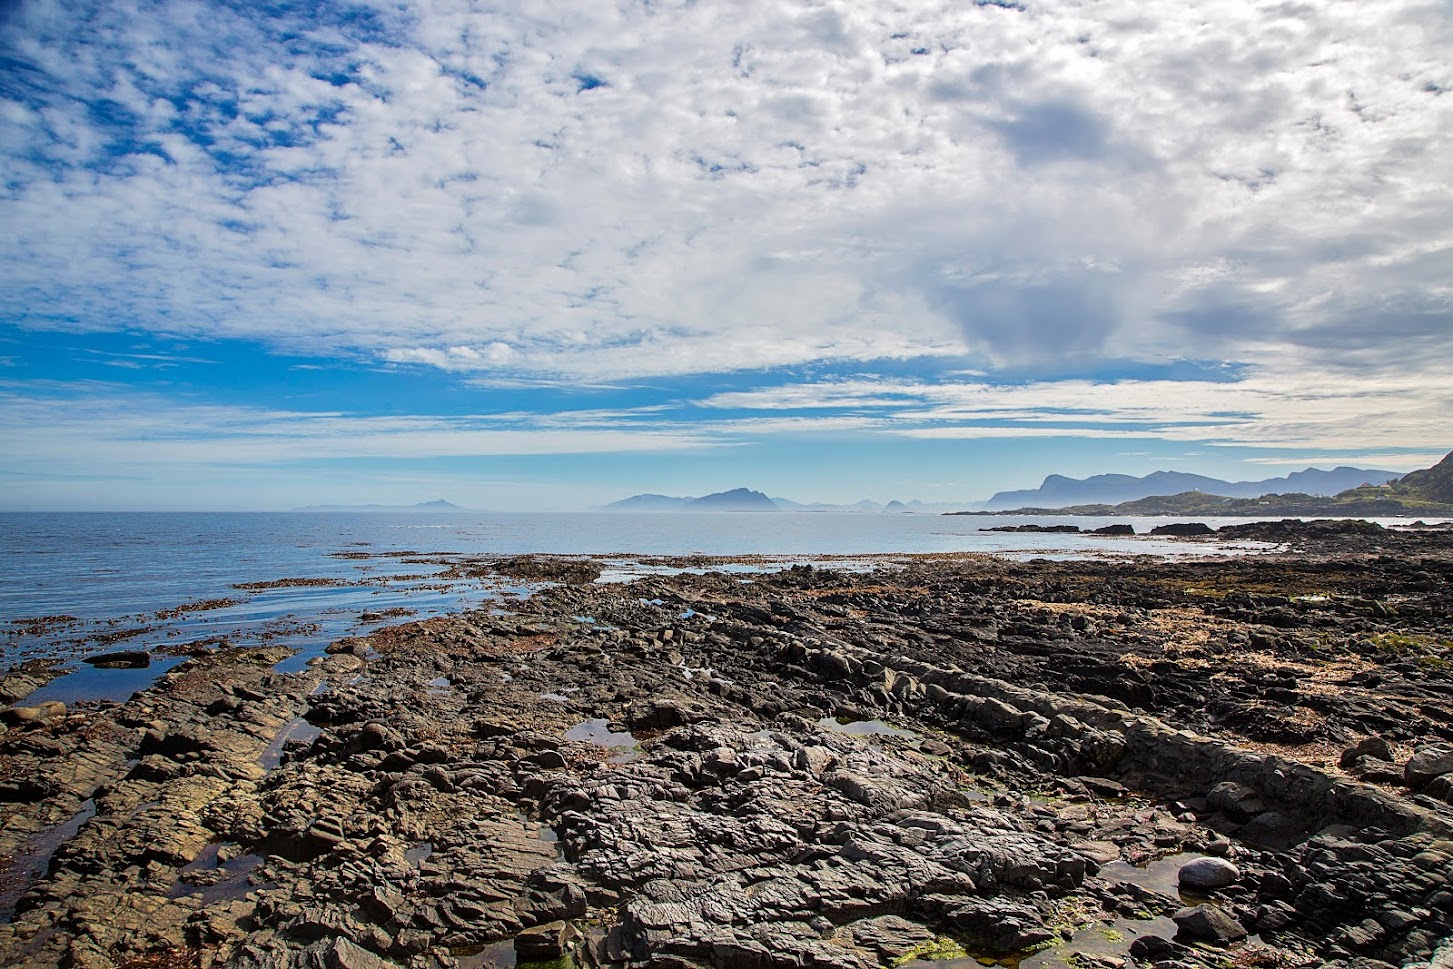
0;509;1431;705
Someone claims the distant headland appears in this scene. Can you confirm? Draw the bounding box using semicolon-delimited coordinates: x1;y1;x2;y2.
291;499;469;513
954;450;1453;517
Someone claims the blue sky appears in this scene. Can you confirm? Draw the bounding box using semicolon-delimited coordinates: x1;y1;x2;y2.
2;0;1450;511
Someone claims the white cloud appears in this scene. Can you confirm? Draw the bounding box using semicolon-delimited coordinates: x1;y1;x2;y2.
691;365;1453;453
0;0;1447;389
0;389;719;471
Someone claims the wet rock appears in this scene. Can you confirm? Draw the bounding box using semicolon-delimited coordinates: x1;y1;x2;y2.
1424;774;1453;805
0;777;56;801
936;897;1053;953
1073;840;1120;865
322;938;396;969
1173;903;1248;943
82;650;151;669
626;698;702;730
1150;522;1214;536
1237;810;1308;849
984;524;1080;533
1129;934;1189;960
848;915;936;962
0;700;66;725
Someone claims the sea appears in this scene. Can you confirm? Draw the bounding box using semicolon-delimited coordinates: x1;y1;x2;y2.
1;510;1439;706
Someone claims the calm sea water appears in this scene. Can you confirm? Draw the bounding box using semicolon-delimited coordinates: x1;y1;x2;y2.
0;510;1415;704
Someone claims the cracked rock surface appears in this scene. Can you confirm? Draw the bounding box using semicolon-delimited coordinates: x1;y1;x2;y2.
3;528;1453;969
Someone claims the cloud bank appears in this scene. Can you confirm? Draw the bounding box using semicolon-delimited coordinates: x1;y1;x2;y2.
1;0;1448;386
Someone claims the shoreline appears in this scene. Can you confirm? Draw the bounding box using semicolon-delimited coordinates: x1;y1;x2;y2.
2;523;1452;968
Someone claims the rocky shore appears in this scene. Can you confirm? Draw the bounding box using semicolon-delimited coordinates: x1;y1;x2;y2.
3;523;1453;969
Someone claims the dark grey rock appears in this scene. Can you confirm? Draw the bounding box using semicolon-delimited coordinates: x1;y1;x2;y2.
1177;856;1239;890
82;650;151;669
1173;903;1248;943
515;920;573;961
1405;743;1453;789
1340;736;1393;768
1207;780;1266;821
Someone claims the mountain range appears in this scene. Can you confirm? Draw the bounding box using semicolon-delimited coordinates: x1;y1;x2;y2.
604;489;975;513
984;466;1402;510
292;499;468;512
961;450;1453;517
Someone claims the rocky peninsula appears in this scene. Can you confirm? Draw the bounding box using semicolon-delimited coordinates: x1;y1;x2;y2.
3;523;1453;969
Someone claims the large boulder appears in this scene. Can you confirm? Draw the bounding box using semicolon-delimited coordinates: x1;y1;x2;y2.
1404;743;1453;789
1151;522;1214;536
1178;857;1239;891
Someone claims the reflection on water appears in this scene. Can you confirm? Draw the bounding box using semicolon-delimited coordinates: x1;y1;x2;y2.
260;716;324;770
565;718;641;763
1100;851;1214;902
0;798;96;921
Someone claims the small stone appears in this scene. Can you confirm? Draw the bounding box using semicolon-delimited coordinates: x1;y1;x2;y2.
1340;736;1393;769
1178;857;1239;890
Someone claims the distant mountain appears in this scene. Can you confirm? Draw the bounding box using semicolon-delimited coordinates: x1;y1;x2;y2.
954;450;1453;518
605;493;693;511
606;489;777;511
294;499;468;512
985;466;1402;510
607;491;977;513
685;488;778;511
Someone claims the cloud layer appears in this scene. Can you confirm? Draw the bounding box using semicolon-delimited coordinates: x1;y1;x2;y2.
2;0;1449;385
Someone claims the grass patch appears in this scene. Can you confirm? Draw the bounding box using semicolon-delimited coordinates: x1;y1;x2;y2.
891;937;970;966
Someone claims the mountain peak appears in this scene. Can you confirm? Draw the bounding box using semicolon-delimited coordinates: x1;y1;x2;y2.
686;488;777;511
